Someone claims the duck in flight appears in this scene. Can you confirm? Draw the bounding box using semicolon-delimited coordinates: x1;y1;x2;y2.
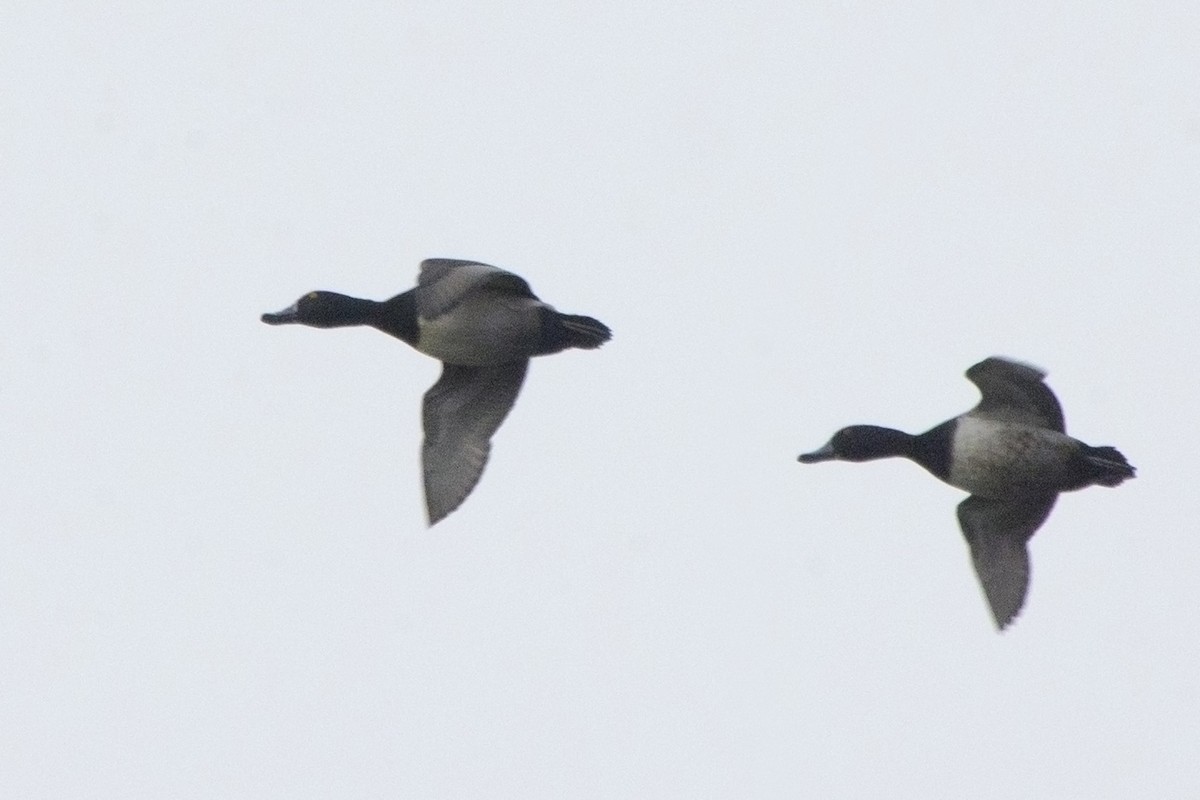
263;258;611;525
797;357;1134;630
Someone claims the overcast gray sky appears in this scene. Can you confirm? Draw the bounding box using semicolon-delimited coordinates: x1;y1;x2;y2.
4;2;1199;797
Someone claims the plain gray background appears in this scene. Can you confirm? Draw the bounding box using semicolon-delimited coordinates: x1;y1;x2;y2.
4;2;1198;797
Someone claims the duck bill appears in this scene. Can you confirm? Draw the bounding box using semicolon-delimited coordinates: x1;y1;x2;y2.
797;441;837;463
261;303;300;325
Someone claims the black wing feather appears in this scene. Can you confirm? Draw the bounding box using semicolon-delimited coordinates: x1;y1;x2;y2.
957;494;1056;630
417;259;537;320
965;357;1065;432
421;361;529;525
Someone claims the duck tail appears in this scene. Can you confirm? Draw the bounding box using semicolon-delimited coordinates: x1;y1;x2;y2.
1084;445;1136;487
554;313;612;350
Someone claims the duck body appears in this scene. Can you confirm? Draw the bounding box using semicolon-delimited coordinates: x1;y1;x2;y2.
415;289;540;365
798;357;1134;630
906;416;1126;498
263;258;611;525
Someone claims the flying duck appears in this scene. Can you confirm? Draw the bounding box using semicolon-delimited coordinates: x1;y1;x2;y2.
797;356;1134;630
263;258;611;525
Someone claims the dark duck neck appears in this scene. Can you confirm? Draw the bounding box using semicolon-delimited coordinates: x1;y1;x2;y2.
799;423;954;482
838;425;920;460
261;290;418;346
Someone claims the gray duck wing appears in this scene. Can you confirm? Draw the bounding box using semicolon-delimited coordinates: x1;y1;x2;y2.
417;259;537;320
421;360;529;525
965;356;1065;432
957;494;1057;630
